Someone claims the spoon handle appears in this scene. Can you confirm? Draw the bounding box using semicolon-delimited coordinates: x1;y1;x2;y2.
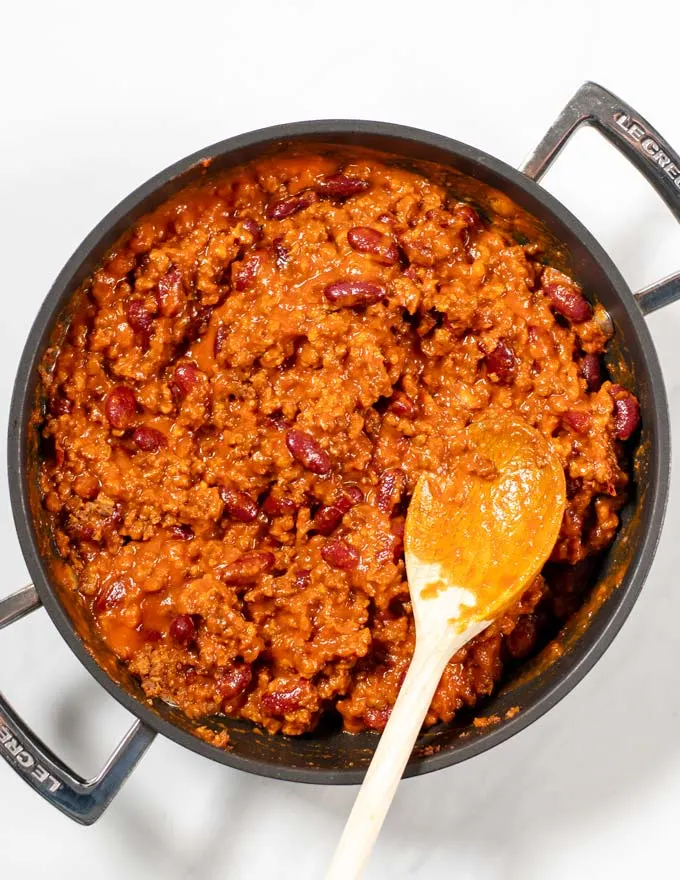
325;641;455;880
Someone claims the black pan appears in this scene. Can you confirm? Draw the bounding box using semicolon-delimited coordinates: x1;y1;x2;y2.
1;82;678;824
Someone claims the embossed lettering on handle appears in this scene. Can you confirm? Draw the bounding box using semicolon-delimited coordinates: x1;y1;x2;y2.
521;81;680;315
0;585;156;824
0;718;62;793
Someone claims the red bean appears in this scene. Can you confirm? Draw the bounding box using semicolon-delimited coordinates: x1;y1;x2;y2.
169;524;194;540
542;268;592;323
50;394;73;416
453;202;483;231
219;485;259;522
132;426;167;452
261;679;312;714
316;174;370;199
170;614;196;646
323;280;385;308
219;663;252;701
266;190;317;220
321;538;359;570
170;363;202;401
105;386;137;429
336;485;364;512
363;706;392;731
262;493;297;516
286;429;332;474
388;391;416;417
218;551;275;585
126;299;154;335
93;580;126;614
273;237;289;268
376;468;406;515
233;253;261;291
156;266;183;316
613;394;641;440
347;227;399;265
486;340;517;384
240;217;262;241
313;504;344;536
581;353;603;391
563;410;591;434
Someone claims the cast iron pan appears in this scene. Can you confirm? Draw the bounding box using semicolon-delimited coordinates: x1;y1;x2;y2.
1;83;678;824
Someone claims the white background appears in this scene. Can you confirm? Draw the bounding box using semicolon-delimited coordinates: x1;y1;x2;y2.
2;2;680;878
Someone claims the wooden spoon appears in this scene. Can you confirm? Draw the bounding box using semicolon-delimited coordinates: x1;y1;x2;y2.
326;413;566;880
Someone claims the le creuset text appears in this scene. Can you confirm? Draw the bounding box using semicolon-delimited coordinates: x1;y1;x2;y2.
0;717;61;793
615;112;680;188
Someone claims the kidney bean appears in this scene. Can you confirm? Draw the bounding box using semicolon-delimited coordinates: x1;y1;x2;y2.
126;299;154;335
485;340;517;384
313;504;344;536
169;523;194;540
170;363;202;401
294;569;311;588
286;429;332;474
67;518;94;542
219;484;259;522
316;173;370;199
321;538;359;570
506;615;538;659
581;353;603;391
218;551;275;585
233;253;261;291
376;468;406;515
336;485;364;512
542;268;592;323
170;614;197;647
261;679;311;714
273;237;289;268
50;394;73;416
185;302;214;343
347;227;399;265
363;705;392;731
105;386;137;429
262;493;297;516
563;410;591;434
240;217;262;241
453;202;483;232
388;390;416;417
323;280;386;308
93;580;126;614
219;663;252;701
156;266;183;315
132;426;167;452
613;394;641;440
266;190;317;220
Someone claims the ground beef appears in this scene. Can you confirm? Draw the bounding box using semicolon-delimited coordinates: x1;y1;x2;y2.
37;150;639;736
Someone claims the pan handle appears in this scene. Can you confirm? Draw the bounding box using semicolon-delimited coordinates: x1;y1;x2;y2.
521;81;680;316
0;585;156;825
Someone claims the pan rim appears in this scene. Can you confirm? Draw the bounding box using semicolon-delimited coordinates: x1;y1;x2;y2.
7;119;670;783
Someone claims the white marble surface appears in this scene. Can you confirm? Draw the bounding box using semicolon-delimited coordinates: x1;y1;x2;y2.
2;2;680;877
